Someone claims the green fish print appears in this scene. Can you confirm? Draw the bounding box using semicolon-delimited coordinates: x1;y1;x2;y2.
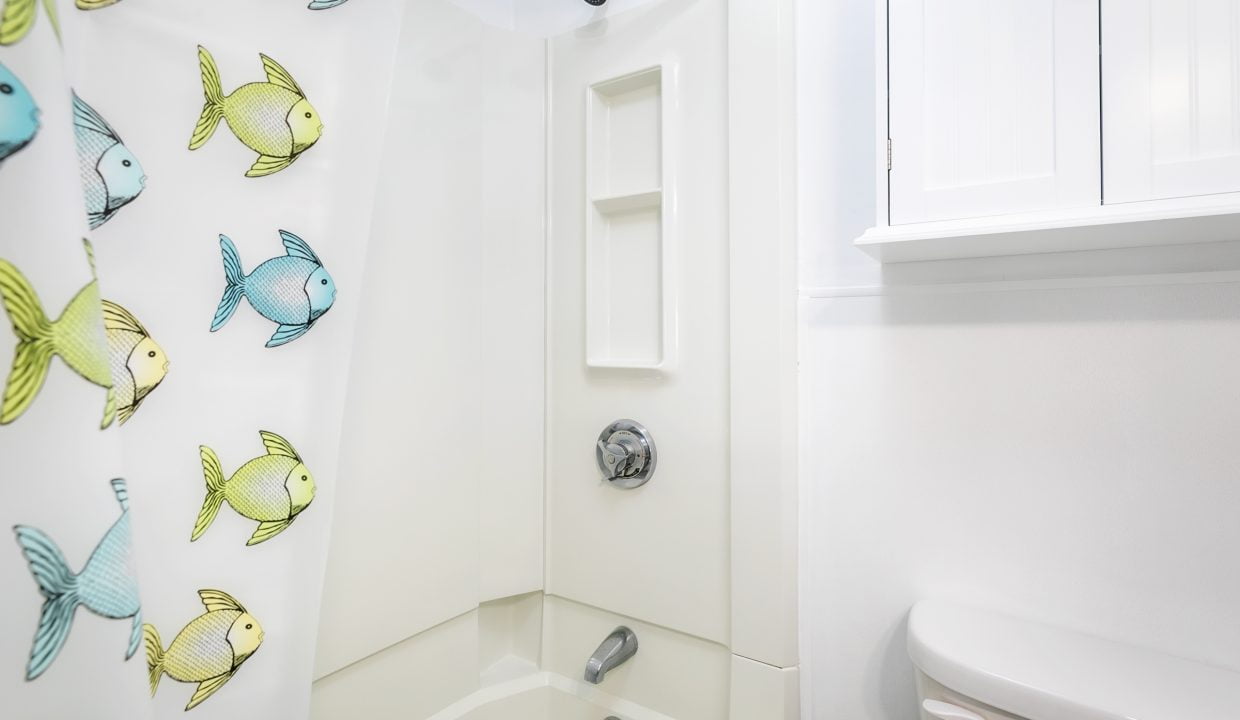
14;479;141;680
0;0;58;46
189;46;324;178
0;240;115;428
103;301;168;425
76;0;122;8
73;93;146;229
193;430;317;546
144;590;263;711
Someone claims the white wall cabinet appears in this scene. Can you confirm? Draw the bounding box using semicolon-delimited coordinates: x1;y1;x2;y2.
860;0;1240;263
1103;0;1240;204
889;0;1100;225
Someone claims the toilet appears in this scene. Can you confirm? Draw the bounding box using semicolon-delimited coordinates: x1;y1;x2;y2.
907;600;1240;720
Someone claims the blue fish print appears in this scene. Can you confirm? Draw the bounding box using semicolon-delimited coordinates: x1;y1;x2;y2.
14;478;142;680
73;93;145;229
211;230;337;348
0;61;39;164
308;0;350;8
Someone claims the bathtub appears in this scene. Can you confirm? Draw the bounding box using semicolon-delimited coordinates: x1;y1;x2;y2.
427;672;677;720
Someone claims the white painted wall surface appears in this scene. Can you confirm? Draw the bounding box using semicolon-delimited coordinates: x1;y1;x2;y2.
796;0;880;293
801;285;1240;718
313;0;545;679
799;1;1240;717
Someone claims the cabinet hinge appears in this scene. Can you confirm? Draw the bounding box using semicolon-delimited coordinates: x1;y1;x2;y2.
886;138;892;171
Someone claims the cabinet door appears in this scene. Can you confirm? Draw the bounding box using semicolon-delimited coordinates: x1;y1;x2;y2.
889;0;1101;225
1103;0;1240;204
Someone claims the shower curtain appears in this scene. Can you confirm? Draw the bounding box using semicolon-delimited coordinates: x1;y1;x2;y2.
0;1;404;718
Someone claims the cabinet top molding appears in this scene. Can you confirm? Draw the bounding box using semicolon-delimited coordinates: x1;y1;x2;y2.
856;194;1240;263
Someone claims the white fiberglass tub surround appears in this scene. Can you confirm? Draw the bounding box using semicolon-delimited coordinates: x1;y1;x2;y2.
312;0;801;717
450;0;667;36
430;673;676;720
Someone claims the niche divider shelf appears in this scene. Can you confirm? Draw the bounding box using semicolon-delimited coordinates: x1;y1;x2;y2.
592;189;663;215
585;65;677;371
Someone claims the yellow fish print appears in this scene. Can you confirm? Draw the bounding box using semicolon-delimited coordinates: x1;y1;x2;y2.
192;430;317;546
0;240;115;428
76;0;122;8
103;301;168;425
189;46;324;178
144;590;264;712
0;0;58;45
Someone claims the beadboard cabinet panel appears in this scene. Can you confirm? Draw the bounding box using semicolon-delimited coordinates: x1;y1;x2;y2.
1104;0;1240;203
888;0;1101;225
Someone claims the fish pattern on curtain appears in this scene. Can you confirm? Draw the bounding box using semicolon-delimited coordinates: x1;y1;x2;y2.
0;1;404;718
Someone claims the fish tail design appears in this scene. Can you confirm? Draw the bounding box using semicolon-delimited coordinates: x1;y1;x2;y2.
210;235;246;332
189;46;225;150
267;323;312;348
246;154;298;178
142;623;164;695
41;0;58;40
13;526;81;680
191;445;227;541
100;385;116;430
87;209;115;231
0;0;36;46
0;260;55;425
127;613;142;661
308;0;350;8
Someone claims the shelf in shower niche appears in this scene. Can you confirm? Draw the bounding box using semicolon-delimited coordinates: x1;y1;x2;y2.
585;64;677;372
592;189;663;214
588;67;663;198
585;199;665;370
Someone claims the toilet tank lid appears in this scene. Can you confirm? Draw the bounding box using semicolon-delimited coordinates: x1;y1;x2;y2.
907;600;1240;720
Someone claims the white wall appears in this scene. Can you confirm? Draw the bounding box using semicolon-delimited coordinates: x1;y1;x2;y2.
545;0;732;648
313;0;546;680
798;1;1240;718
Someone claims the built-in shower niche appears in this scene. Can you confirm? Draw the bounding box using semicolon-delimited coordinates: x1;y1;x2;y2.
586;66;676;371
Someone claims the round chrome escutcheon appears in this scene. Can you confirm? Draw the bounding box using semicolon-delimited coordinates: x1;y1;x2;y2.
595;419;657;489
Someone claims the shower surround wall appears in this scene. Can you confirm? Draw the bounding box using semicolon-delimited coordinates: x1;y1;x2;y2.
312;0;800;717
798;0;1240;717
312;0;547;681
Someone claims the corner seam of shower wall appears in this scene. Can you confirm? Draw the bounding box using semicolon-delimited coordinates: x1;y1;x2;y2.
540;26;554;632
538;29;554;671
727;0;801;715
726;0;801;673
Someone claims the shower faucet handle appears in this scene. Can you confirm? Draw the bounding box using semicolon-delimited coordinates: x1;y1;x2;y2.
597;439;632;479
595;420;657;489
